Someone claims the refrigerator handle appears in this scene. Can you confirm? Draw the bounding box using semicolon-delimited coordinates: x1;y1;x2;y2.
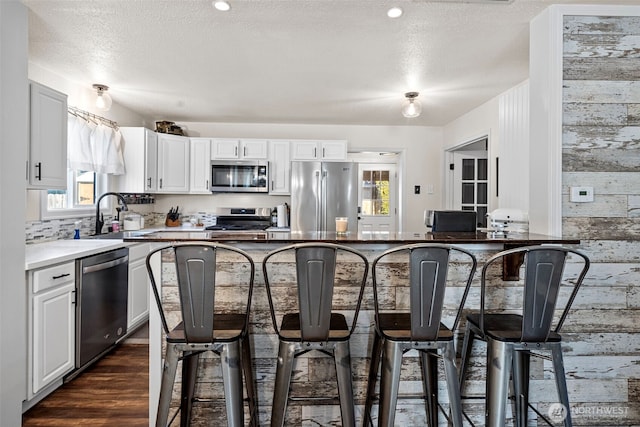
321;170;328;232
315;170;322;232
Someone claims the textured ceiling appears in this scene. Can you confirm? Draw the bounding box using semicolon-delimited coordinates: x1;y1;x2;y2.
22;0;637;126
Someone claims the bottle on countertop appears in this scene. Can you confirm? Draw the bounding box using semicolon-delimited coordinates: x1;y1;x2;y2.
74;220;81;239
271;208;278;227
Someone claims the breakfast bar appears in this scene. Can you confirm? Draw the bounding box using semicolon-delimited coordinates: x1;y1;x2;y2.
126;230;580;426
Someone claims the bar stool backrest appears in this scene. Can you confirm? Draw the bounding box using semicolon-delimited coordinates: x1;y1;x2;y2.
480;245;590;342
263;242;369;342
410;246;453;340
295;246;338;341
373;244;477;341
146;243;255;343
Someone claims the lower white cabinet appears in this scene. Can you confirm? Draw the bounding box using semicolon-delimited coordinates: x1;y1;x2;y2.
127;243;150;330
28;261;76;398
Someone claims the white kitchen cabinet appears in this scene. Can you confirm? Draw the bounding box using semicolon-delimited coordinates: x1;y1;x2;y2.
211;138;268;160
291;140;347;161
268;140;291;195
116;127;158;193
127;243;150;330
28;81;68;189
157;133;190;193
189;138;212;194
28;261;75;398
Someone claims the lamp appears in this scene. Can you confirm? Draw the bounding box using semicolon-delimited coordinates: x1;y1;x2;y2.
401;91;421;118
93;84;112;111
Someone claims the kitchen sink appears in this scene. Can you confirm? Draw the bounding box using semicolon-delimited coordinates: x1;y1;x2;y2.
87;231;148;240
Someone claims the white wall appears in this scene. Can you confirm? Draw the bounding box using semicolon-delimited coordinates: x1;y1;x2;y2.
168;122;443;232
443;95;500;211
0;1;28;424
28;63;152;128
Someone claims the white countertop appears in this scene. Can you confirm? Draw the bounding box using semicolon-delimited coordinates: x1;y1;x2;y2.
24;225;209;270
25;239;130;270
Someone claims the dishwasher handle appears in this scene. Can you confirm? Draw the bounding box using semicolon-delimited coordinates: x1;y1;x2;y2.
82;255;129;274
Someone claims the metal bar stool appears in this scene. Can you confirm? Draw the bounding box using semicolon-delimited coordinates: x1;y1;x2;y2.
262;243;369;427
458;245;590;427
363;243;477;427
146;243;258;427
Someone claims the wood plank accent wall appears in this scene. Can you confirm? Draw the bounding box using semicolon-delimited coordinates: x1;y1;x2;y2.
562;14;640;426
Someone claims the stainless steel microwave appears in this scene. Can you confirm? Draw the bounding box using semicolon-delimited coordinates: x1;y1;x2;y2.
210;160;269;193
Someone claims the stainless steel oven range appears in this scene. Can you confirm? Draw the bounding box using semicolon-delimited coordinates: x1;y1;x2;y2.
73;247;129;376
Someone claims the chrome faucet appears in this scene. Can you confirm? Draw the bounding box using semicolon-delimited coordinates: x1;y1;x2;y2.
95;192;128;235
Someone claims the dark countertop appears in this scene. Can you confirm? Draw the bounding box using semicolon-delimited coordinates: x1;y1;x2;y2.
122;230;580;245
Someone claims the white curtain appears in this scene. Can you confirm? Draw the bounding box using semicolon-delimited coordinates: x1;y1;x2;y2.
67;113;125;175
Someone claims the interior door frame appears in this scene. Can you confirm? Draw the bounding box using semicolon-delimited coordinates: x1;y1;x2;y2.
348;149;404;232
444;132;494;212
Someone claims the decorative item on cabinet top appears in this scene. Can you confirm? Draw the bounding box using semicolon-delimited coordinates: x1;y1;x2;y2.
155;120;185;136
121;193;155;204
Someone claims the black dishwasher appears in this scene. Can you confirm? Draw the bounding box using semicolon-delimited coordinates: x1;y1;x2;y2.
75;247;129;373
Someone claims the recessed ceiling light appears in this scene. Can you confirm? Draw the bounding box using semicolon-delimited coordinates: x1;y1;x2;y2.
213;1;231;12
387;7;403;18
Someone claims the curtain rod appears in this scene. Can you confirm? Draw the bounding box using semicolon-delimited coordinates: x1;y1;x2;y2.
68;105;119;129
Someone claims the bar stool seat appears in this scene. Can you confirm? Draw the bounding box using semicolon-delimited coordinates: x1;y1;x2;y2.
363;243;477;427
146;243;258;427
262;243;369;427
459;245;590;427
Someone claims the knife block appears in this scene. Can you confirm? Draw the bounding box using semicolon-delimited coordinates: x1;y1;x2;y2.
165;216;181;227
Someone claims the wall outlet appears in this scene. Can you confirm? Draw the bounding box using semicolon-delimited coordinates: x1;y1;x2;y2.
414;185;420;194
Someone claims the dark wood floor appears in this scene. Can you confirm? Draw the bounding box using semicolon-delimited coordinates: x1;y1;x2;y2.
22;343;149;426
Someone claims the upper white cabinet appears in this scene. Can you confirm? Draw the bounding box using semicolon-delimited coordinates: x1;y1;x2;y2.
28;81;68;189
268;140;291;195
291;140;347;161
212;138;268;160
116;127;158;193
190;138;212;194
157;133;190;193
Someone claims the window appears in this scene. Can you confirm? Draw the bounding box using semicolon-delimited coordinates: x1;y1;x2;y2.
361;169;390;216
41;169;107;219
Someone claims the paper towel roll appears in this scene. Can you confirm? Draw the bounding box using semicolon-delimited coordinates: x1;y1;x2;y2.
277;204;288;228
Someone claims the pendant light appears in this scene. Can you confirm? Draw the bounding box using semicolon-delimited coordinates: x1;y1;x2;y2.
93;84;112;111
401;91;421;118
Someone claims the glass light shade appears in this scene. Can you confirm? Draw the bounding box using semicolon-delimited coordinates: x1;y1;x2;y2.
401;97;421;118
95;91;112;111
213;1;231;11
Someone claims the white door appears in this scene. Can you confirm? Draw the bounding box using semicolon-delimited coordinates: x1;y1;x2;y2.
358;163;398;233
452;151;488;228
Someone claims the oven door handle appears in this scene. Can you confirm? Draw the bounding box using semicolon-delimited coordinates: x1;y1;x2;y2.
82;255;129;274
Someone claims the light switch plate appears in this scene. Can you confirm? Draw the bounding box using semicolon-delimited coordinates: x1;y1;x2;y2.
570;186;594;203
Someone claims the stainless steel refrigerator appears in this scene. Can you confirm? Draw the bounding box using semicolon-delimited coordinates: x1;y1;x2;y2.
290;161;358;233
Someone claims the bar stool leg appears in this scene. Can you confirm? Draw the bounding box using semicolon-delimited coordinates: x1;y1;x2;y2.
363;331;383;427
157;344;180;427
335;340;356;427
221;342;244;427
458;326;476;392
180;351;200;427
485;339;513;427
421;350;439;427
271;341;297;427
512;350;530;427
442;342;463;427
241;334;258;426
550;344;573;427
379;339;403;427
